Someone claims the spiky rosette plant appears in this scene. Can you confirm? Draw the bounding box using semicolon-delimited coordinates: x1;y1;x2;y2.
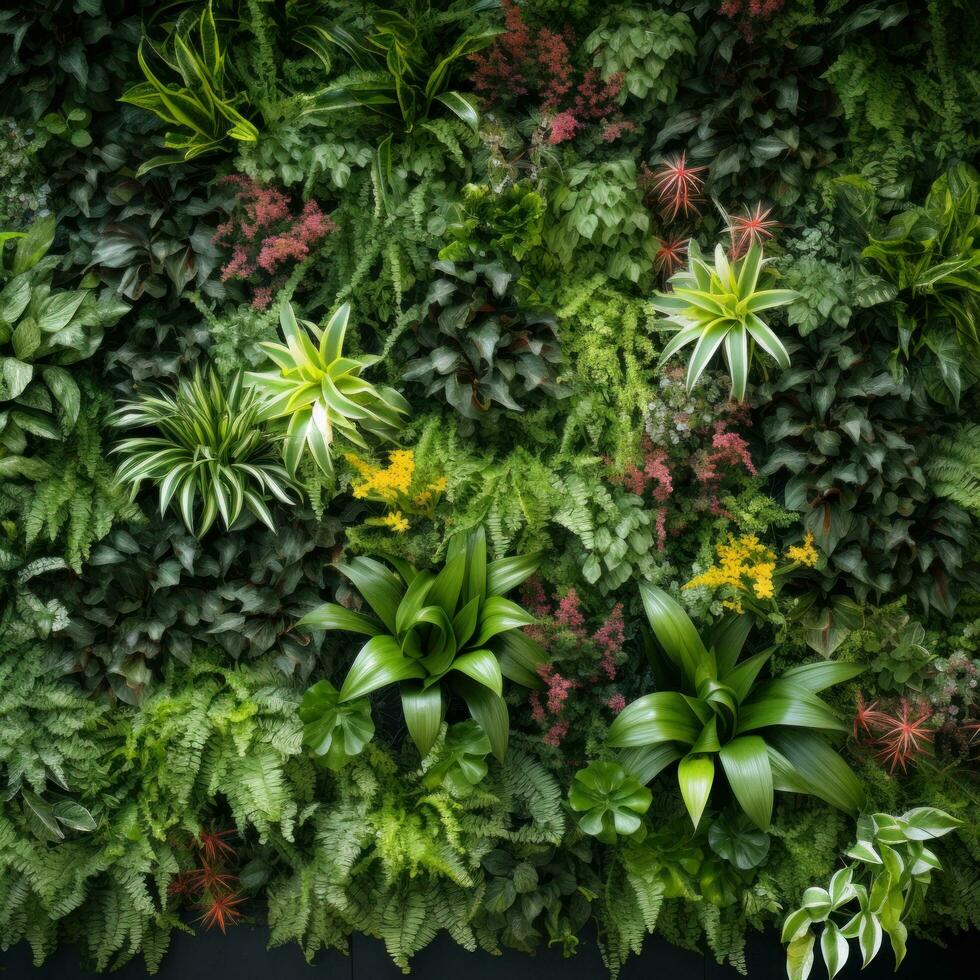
245;301;409;476
110;367;296;537
299;526;546;759
607;584;865;830
403;259;566;422
654;241;797;400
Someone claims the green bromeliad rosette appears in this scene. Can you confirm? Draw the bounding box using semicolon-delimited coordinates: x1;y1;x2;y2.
603;582;866;831
245;300;410;477
654;240;798;401
300;525;547;759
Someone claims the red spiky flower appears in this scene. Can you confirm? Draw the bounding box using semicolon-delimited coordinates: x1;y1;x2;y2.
724;202;779;257
853;694;889;740
197;891;246;933
188;864;238;895
873;699;933;774
649;153;707;221
196;826;237;865
654;238;689;277
167;871;197;897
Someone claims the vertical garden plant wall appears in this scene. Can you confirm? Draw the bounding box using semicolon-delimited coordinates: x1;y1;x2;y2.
1;2;978;978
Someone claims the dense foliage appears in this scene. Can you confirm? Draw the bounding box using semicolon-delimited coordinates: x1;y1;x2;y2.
1;2;978;978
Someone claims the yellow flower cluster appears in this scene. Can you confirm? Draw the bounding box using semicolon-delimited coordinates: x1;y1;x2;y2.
786;531;819;567
345;449;446;534
347;449;415;502
684;535;776;612
683;531;821;612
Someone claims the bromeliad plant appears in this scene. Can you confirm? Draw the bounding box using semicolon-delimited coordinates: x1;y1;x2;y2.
110;367;297;537
299;526;546;759
245;301;409;477
120;2;258;175
654;241;797;401
607;583;865;830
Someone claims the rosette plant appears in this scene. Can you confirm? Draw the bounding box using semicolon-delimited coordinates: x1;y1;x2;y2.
245;301;409;477
608;584;865;830
110;367;297;537
299;680;375;771
654;241;798;400
569;760;652;844
300;1;500;133
299;526;546;759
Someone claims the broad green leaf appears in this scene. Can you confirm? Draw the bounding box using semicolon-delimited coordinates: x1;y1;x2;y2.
677;753;714;828
336;556;405;634
486;553;540;596
767;730;865;815
472;595;536;646
857;912;882;968
454;674;509;760
786;931;815;980
51;799;97;833
607;691;702;748
639;582;712;688
452;648;503;695
820;922;849;979
339;635;425;701
401;683;445;756
900;806;963;840
780;661;865;692
298;602;382;636
719;735;773;830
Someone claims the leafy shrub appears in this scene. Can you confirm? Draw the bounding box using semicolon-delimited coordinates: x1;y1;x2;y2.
583;8;695;106
404;258;566;422
0;216;127;470
758;318;978;617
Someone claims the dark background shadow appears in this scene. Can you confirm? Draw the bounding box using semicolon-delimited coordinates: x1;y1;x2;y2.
0;916;972;978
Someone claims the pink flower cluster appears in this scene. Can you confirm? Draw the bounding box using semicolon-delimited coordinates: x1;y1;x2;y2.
692;424;756;516
470;0;631;146
593;603;624;680
718;0;786;43
521;585;627;748
530;666;579;748
613;439;675;550
213;175;336;309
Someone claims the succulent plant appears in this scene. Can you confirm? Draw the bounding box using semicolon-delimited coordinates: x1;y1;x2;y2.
299;679;374;771
246;301;409;476
654;241;797;401
404;259;566;422
568;760;652;844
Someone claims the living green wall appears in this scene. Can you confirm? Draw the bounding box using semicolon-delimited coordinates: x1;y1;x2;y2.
1;2;978;978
